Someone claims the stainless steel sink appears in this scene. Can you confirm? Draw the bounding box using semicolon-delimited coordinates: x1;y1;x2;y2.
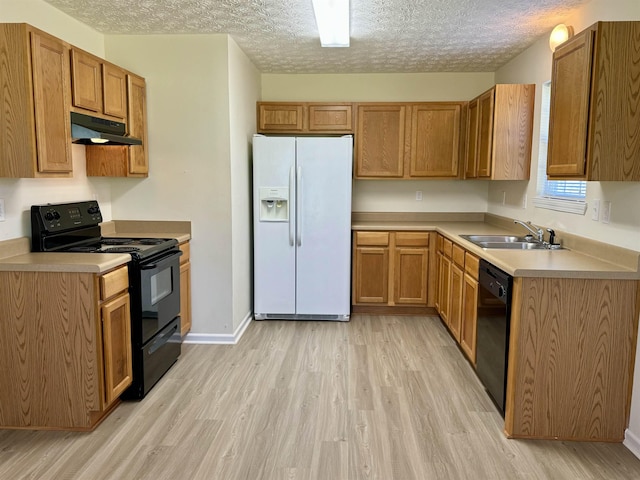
460;235;529;243
460;234;562;250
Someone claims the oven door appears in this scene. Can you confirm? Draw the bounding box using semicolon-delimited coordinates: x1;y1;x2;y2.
139;249;182;345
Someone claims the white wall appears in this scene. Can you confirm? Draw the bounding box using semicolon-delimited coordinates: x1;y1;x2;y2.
104;34;235;336
262;72;495;213
0;0;112;241
227;37;261;331
492;0;640;456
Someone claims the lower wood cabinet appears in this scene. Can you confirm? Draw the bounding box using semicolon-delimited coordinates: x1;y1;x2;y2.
179;241;192;336
0;265;133;430
460;253;479;364
353;231;430;308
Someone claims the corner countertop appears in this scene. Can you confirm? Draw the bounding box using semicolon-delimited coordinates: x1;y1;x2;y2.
352;217;640;280
0;220;191;274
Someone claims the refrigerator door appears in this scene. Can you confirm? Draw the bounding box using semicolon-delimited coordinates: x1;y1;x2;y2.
253;136;297;317
295;136;353;318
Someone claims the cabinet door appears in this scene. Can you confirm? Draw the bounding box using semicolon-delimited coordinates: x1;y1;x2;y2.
438;255;451;324
355;104;407;177
70;49;102;112
393;247;428;305
179;242;192;337
460;272;478;364
102;62;127;119
127;74;149;175
476;88;495;178
308;104;353;132
465;98;479;178
30;30;72;174
354;246;389;304
258;103;304;132
409;103;461;177
102;293;133;406
449;263;464;341
547;29;594;177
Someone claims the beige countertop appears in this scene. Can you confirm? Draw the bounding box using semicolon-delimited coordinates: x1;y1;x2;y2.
0;221;191;274
352;217;640;280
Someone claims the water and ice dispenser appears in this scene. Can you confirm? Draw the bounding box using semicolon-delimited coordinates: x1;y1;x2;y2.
259;187;289;222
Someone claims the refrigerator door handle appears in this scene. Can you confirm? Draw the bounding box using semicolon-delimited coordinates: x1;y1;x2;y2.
296;166;302;246
289;166;295;246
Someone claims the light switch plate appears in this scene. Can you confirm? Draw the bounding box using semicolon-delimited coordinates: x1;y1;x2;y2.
591;199;600;221
415;190;423;201
601;201;611;224
0;198;5;222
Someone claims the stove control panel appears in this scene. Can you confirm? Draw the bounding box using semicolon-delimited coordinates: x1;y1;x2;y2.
31;201;103;234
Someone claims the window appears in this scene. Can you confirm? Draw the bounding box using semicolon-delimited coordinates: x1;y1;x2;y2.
533;82;587;215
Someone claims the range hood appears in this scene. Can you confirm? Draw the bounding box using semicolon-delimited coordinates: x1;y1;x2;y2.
71;112;142;146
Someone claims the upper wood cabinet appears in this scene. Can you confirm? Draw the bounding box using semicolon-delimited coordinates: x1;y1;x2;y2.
257;102;354;133
70;47;127;121
355;102;464;179
547;21;640;181
86;73;149;177
465;84;535;180
0;23;72;177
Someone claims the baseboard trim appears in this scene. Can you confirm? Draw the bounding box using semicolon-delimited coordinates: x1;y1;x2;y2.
182;311;253;345
624;428;640;460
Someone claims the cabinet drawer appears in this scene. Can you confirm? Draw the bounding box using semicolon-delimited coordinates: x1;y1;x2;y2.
395;232;429;247
452;244;465;268
442;238;453;258
179;241;190;264
465;252;479;279
355;231;389;246
100;266;129;301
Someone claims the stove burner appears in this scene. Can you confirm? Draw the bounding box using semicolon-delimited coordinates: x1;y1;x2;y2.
102;238;134;245
102;246;141;253
67;246;100;253
138;238;165;245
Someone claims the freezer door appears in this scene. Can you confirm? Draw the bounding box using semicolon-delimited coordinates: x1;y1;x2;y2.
253;136;297;316
295;136;353;316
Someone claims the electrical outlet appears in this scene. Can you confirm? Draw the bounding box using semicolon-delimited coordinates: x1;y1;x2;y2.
502;191;506;205
591;199;600;221
0;198;5;222
415;190;423;201
601;201;611;224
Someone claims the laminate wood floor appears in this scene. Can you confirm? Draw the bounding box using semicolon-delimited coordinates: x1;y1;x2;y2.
1;314;640;479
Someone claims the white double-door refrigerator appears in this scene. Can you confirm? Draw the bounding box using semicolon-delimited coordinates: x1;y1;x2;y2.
252;135;352;321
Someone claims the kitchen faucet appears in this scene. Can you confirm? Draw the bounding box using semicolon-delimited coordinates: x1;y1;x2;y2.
514;220;544;243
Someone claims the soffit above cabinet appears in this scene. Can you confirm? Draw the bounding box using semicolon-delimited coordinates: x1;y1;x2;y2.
43;0;590;73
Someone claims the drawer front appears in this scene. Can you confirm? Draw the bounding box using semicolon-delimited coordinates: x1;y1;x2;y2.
179;241;190;264
465;252;480;279
395;232;429;247
100;265;129;301
442;237;453;258
452;244;465;268
355;231;390;246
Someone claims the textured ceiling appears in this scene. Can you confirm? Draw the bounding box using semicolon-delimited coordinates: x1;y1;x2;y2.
43;0;589;73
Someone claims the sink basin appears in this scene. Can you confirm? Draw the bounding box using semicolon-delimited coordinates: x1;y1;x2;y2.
460;234;530;243
475;241;548;250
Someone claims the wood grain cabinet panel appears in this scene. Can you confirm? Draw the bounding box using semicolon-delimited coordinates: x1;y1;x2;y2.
179;241;192;336
102;62;127;120
354;246;390;304
258;103;305;132
410;103;461;178
308;103;353;132
466;84;534;180
460;272;478;364
101;293;132;406
257;102;354;134
394;247;429;305
70;48;102;112
547;21;640;181
355;104;407;178
0;23;72;177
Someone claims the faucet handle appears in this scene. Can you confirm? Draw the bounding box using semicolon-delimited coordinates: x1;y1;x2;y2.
546;228;557;245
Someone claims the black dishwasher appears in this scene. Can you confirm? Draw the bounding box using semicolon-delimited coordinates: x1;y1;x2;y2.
475;259;513;416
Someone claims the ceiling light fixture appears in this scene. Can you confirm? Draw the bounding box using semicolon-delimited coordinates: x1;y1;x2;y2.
311;0;350;47
549;24;574;52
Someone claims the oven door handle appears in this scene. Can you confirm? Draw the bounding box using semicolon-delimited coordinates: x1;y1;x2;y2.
148;322;179;355
140;250;183;270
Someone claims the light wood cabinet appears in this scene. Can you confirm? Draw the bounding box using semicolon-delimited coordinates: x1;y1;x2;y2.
70;47;126;121
0;265;133;430
86;73;149;177
448;244;465;341
353;231;430;308
355;102;464;179
179;241;192;336
547;21;640;181
257;102;354;133
0;23;72;177
460;253;479;364
465;84;535;180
